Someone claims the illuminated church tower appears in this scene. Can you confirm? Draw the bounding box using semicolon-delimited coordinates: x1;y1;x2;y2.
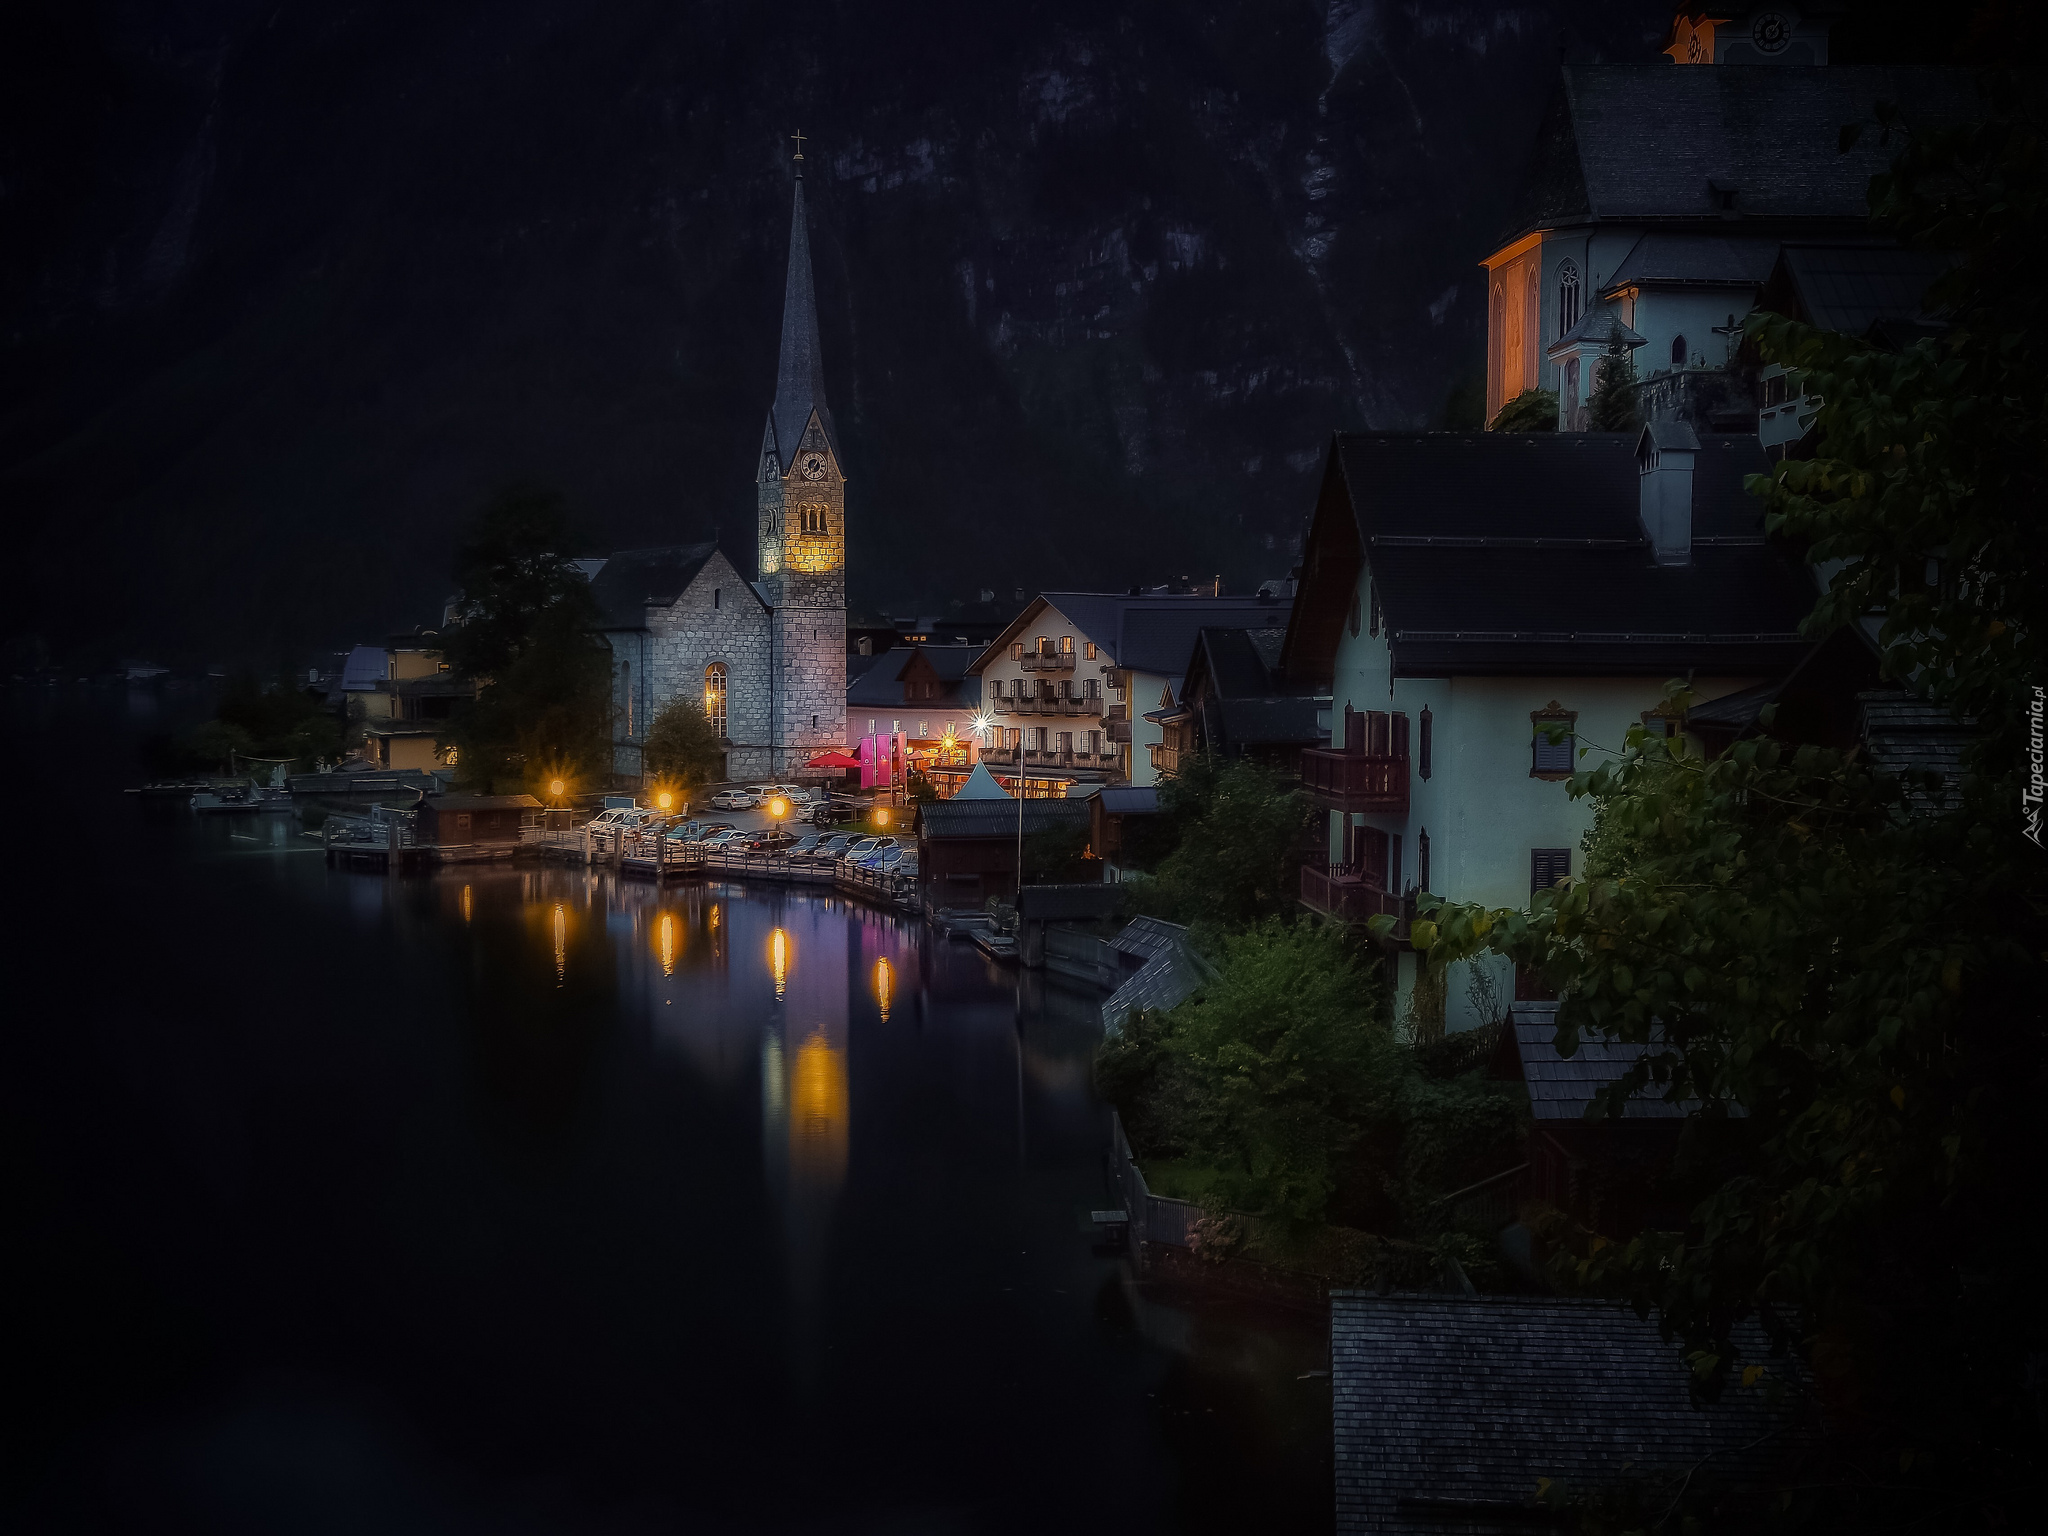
755;144;848;772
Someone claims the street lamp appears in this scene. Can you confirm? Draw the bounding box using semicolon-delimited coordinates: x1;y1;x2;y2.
549;778;566;799
656;790;674;812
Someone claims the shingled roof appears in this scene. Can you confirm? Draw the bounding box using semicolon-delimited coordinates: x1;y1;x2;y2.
1505;1003;1688;1121
1283;433;1816;682
1504;65;1989;244
914;798;1090;840
1334;1294;1805;1535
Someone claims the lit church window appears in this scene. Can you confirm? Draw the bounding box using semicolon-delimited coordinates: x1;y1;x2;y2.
705;662;727;737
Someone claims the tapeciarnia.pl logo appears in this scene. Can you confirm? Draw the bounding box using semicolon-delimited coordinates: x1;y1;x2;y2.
2027;686;2046;847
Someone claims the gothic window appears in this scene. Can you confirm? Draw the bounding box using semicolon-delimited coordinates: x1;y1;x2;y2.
704;663;727;739
1671;334;1688;367
1557;259;1582;337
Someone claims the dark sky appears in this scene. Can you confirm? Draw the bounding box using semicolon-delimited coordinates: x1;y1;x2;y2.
0;2;1841;667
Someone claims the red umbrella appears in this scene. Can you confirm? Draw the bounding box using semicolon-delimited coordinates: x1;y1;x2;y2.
804;750;862;769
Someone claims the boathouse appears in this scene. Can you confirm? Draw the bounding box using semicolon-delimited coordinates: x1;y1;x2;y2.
414;793;541;847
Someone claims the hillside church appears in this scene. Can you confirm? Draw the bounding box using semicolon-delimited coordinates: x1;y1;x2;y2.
591;156;849;781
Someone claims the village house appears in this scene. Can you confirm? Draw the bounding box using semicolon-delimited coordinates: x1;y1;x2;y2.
1486;12;1981;433
969;592;1291;792
1146;624;1329;779
845;642;983;793
338;631;472;773
1281;428;1816;1032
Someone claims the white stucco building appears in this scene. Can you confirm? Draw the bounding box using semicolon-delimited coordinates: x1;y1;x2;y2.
1281;429;1818;1031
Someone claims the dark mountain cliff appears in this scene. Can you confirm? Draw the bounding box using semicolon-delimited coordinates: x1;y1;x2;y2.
3;1;1672;665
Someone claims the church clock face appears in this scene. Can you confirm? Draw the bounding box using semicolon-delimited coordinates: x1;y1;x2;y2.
801;454;827;482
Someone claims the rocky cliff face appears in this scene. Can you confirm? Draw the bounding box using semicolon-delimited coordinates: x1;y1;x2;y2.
2;1;1669;663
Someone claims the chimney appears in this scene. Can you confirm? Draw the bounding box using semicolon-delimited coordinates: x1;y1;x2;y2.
1636;421;1698;566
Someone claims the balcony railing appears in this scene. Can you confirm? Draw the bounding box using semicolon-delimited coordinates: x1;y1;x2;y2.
1299;748;1409;814
1019;651;1077;672
1300;863;1410;938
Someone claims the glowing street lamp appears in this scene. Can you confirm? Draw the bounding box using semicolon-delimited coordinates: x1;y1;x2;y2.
656;790;675;812
549;778;566;799
768;796;790;820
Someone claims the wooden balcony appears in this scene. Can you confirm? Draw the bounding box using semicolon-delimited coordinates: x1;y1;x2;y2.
1299;747;1409;814
1300;863;1410;938
1019;652;1076;672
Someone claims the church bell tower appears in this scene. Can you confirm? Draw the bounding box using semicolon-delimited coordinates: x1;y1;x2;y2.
756;137;848;771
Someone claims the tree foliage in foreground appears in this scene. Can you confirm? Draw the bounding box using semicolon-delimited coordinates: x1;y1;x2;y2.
1489;387;1559;433
1402;86;2048;1530
1099;919;1519;1228
1129;755;1313;933
441;487;611;795
642;695;726;798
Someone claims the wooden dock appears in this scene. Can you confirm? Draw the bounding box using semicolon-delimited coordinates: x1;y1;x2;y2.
327;818;919;913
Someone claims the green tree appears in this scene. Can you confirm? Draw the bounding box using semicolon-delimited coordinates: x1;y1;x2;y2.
1584;329;1638;431
642;694;726;798
442;487;611;794
1488;387;1559;433
1131;755;1313;931
1404;87;2048;1529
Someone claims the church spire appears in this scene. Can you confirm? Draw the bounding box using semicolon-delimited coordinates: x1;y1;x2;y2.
767;149;838;470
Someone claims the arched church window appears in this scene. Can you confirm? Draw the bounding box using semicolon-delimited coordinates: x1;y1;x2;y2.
1557;259;1582;337
704;662;727;739
1671;334;1688;367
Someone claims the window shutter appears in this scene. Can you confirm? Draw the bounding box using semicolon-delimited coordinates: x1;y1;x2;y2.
1419;707;1433;780
1418;828;1431;893
1531;848;1571;891
1390;712;1410;759
1366;711;1390;756
1345;705;1364;752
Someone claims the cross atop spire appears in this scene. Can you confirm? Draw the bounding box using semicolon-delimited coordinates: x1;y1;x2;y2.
789;128;806;174
765;168;838;471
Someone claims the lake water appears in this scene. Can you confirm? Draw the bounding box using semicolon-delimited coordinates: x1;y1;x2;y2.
13;687;1331;1534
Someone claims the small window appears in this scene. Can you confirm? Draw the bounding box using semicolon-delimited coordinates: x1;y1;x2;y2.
713;588;720;609
1084;642;1097;660
1059;635;1074;655
1010;643;1024;661
1419;706;1433;780
1640;711;1680;739
918;721;929;738
1530;702;1578;778
1532;848;1572;892
868;719;876;735
1670;334;1687;367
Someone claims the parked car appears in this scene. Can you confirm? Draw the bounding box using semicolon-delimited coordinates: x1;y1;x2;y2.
788;833;826;857
709;788;760;810
842;836;899;866
663;820;732;843
698;829;746;851
809;797;860;826
813;834;856;860
739;828;797;853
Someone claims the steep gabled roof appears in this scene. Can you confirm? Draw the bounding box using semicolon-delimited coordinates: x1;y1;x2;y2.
588;543;737;629
1764;242;1958;337
914;798;1089;839
1334;1294;1804;1535
1499;65;1992;247
1601;233;1782;294
1284;433;1815;680
970;593;1292;677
